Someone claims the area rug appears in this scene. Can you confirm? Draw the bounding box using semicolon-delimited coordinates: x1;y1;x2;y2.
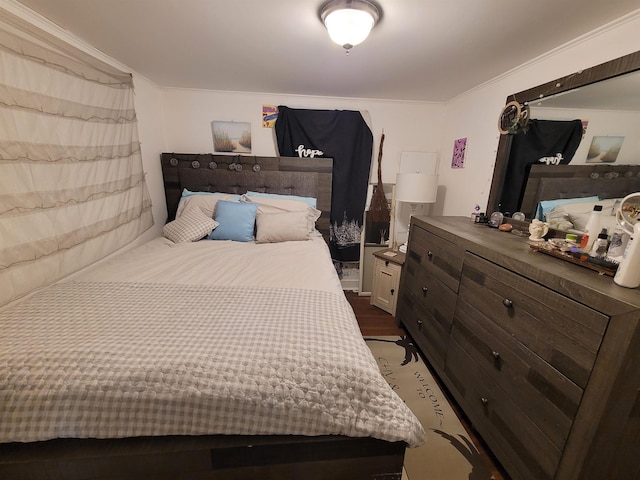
365;336;493;480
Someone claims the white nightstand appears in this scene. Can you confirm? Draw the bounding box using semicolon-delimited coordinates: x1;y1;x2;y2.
370;248;405;316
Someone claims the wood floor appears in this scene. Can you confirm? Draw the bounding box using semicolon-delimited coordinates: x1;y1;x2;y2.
345;291;510;480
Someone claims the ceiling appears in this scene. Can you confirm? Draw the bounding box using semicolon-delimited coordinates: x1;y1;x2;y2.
15;0;640;102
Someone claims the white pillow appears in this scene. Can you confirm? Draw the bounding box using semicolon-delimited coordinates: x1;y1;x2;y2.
569;212;618;235
175;193;240;219
245;191;317;208
536;196;599;220
255;210;321;243
244;196;321;233
546;198;620;231
560;198;619;231
163;207;219;243
545;208;575;231
558;198;619;216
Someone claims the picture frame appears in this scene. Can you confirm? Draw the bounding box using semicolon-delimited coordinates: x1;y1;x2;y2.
211;121;252;153
586;135;624;163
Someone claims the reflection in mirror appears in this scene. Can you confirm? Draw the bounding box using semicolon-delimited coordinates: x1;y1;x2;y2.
487;50;640;234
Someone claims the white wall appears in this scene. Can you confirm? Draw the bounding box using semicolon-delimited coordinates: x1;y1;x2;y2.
160;89;445;185
440;10;640;217
132;75;169;239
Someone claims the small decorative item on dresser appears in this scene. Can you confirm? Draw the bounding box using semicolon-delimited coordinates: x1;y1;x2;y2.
528;219;549;241
488;211;504;228
589;228;609;257
473;212;488;224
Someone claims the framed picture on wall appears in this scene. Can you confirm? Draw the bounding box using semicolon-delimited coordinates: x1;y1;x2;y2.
451;137;467;168
211;121;252;153
262;105;278;128
586;135;624;163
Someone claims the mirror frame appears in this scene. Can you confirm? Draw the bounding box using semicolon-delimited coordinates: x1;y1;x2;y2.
487;50;640;216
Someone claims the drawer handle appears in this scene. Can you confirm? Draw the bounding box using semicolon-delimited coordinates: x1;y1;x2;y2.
417;319;423;328
491;351;501;361
502;298;513;308
426;251;434;259
390;288;395;296
421;286;428;296
385;260;390;267
480;397;489;407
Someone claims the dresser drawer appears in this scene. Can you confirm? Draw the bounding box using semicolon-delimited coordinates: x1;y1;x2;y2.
407;224;464;293
402;255;457;329
397;285;451;371
459;252;609;388
446;337;561;480
452;297;583;450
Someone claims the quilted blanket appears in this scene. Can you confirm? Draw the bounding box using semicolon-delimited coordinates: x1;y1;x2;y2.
0;281;425;447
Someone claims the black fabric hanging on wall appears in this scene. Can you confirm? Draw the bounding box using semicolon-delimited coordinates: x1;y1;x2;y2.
499;119;583;215
275;106;373;262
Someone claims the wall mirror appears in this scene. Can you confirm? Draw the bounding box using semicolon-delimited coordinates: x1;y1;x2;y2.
487;50;640;223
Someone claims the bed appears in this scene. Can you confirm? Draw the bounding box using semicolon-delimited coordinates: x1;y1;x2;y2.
0;154;424;479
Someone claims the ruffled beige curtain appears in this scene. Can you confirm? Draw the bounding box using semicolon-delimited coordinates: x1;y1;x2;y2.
0;9;153;307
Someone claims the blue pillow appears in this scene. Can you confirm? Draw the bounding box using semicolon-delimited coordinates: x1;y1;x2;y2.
208;200;258;242
536;196;599;221
245;191;317;208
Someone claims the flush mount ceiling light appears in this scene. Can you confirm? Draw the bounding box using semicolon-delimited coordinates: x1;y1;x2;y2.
320;0;381;53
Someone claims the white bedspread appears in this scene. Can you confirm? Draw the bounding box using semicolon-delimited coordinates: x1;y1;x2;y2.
72;236;344;293
0;237;425;447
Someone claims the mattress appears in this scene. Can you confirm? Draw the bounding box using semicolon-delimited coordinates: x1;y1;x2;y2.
0;237;425;447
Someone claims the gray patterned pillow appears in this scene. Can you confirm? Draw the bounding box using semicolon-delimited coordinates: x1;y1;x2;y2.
163;207;219;243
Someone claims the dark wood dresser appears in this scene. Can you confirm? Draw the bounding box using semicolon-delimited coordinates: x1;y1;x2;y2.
397;216;640;480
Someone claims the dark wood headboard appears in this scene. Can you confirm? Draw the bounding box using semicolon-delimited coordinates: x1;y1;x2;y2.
161;153;333;238
520;164;640;217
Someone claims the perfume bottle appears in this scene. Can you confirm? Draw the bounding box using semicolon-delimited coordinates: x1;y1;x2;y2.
589;228;609;257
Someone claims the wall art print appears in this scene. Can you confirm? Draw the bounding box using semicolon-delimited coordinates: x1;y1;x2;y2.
451;137;467;168
586;135;624;163
211;121;251;153
581;120;589;139
262;105;278;128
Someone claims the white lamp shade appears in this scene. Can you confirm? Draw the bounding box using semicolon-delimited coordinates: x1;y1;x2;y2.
324;9;375;47
395;173;438;204
320;0;380;50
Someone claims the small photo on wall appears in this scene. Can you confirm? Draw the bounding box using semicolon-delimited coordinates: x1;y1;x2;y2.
211;121;252;153
586;136;624;163
262;105;278;128
451;137;467;168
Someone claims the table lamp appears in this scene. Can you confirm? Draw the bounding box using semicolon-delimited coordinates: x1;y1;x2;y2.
395;172;438;252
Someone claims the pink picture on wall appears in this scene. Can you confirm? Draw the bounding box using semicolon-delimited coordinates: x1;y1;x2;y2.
451;137;467;168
